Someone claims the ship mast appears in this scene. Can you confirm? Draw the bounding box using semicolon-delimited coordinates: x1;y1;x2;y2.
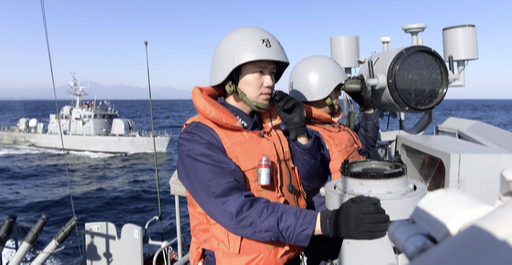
67;72;88;109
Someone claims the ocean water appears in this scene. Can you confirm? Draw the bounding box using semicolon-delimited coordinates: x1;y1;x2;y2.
1;98;511;264
379;99;512;134
0;100;196;264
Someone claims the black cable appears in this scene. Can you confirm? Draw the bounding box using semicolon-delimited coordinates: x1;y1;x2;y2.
39;0;83;258
144;41;165;242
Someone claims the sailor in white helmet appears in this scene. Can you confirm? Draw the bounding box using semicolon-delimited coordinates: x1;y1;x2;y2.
177;27;389;265
288;55;381;264
289;55;381;161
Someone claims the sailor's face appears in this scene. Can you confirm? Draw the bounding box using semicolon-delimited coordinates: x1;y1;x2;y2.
311;87;342;115
330;87;342;112
237;60;276;105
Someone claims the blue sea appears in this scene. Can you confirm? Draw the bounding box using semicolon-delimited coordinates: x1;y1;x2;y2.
0;99;511;264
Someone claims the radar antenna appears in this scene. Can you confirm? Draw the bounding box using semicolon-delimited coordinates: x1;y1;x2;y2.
67;72;89;109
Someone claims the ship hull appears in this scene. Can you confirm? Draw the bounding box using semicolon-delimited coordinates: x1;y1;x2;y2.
0;131;172;153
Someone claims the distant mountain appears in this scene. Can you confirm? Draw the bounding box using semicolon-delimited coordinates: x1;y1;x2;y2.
1;82;192;100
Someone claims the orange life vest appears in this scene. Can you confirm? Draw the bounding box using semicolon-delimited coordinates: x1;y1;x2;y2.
183;86;308;265
304;105;363;180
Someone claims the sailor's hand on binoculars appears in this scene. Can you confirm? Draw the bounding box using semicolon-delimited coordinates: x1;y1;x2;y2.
320;195;390;240
346;75;374;112
273;90;307;140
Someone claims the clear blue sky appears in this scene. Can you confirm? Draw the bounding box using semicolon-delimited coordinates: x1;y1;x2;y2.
1;0;510;99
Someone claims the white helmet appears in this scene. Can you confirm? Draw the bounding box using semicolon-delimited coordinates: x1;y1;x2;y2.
289;55;347;102
209;26;290;87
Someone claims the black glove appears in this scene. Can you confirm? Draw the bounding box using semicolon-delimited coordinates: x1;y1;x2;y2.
345;75;374;112
273;90;307;139
320;196;390;240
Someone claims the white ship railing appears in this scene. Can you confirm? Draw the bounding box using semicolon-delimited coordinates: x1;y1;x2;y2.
169;170;188;262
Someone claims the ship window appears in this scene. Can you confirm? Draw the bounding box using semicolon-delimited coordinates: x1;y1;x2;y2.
400;145;446;191
425;156;445;191
88;114;92;118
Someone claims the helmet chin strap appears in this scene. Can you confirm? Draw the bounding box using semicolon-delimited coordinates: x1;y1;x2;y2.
225;81;270;112
325;96;339;113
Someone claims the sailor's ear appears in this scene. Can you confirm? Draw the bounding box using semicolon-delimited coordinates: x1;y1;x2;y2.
228;66;241;86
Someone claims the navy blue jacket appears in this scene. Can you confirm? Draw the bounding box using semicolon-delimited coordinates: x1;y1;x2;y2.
353;110;381;160
177;99;330;264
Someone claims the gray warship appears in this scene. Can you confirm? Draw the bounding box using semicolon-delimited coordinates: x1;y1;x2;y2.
0;73;172;154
